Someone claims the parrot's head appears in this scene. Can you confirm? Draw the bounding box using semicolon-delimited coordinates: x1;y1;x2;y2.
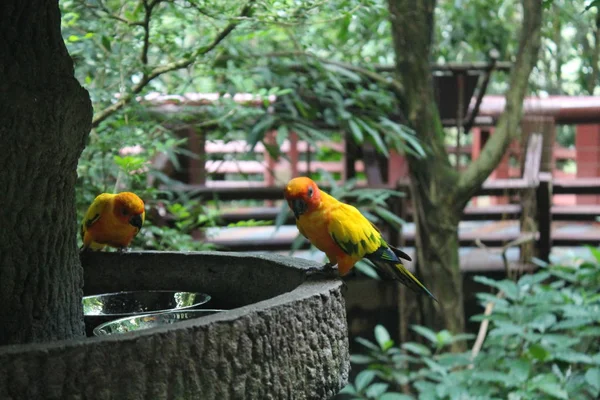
113;192;145;230
284;177;321;219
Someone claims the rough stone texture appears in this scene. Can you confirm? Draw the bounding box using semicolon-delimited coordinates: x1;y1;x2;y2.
0;252;349;399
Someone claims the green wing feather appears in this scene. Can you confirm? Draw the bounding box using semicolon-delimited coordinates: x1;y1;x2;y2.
325;195;435;300
328;203;382;258
367;246;436;301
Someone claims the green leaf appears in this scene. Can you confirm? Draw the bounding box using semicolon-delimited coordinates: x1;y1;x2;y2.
248;114;275;149
350;354;375;364
401;342;431;356
374;325;393;351
473;276;520;299
528;313;557;333
348;119;364;143
356;337;380;351
587;246;600;263
355;370;376;392
323;63;362;82
536;382;568;400
356;118;388;157
101;35;112;51
472;370;509;383
518;271;551;288
355;260;381;280
585;368;600;391
553;350;594;364
507;359;531;384
411;325;438;344
378;393;414;400
365;383;389;398
274;202;291;232
339;384;357;394
435;330;453;347
528;343;551;361
374;206;405;230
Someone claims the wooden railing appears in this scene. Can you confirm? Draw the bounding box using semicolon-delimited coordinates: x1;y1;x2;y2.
162;132;600;262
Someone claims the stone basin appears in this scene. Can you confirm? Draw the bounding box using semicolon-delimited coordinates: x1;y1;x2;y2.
0;251;349;399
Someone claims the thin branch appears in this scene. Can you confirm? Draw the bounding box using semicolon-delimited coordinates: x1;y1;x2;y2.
457;0;542;202
85;2;144;27
92;0;256;128
141;0;152;65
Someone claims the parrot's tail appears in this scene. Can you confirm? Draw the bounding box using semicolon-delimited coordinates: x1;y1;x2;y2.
372;260;437;302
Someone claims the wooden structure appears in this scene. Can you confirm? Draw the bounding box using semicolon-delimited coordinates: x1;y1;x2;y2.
143;86;600;265
163;131;600;264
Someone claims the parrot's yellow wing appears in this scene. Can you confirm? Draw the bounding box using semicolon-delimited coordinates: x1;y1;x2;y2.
327;203;382;258
328;202;436;301
81;193;114;249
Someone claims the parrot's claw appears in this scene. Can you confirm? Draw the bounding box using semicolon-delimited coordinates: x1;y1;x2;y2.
322;262;336;271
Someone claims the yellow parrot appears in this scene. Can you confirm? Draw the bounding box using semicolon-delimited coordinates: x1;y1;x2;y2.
284;177;436;300
80;192;145;251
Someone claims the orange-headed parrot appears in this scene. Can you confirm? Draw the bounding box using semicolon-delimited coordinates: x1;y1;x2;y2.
284;177;435;300
81;192;145;251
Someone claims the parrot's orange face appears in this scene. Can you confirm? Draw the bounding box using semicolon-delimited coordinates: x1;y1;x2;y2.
112;192;145;229
284;177;321;219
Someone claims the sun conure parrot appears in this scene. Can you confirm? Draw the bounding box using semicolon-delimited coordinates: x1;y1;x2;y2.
80;192;145;252
284;177;436;300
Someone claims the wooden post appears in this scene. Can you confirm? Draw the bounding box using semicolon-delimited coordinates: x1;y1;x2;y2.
518;133;543;264
520;118;555;263
263;130;276;186
536;172;552;262
187;127;206;185
343;132;358;182
575;124;600;205
388;152;410;186
289;131;299;178
362;142;385;185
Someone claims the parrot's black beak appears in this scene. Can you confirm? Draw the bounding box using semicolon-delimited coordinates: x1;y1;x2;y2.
129;214;143;229
290;199;307;219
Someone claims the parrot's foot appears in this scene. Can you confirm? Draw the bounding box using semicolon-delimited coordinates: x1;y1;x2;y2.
117;247;130;254
308;262;339;279
322;262;337;271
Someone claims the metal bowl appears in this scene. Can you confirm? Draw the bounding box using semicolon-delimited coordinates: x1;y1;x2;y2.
83;290;211;336
93;309;225;336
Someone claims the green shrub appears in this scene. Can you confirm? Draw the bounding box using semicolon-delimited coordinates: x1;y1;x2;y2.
340;252;600;400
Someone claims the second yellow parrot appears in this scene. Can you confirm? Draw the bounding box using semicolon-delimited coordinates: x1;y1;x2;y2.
81;192;145;251
284;177;436;300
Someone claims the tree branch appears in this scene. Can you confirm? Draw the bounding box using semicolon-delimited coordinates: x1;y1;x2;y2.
457;0;542;202
141;0;152;65
91;0;256;128
85;1;144;27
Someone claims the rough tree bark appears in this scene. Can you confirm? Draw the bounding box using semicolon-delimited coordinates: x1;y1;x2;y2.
0;1;92;344
388;0;542;348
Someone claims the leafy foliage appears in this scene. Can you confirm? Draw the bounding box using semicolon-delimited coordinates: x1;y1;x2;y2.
339;253;600;399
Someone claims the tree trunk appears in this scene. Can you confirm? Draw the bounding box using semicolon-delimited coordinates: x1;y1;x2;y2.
413;198;464;338
0;1;92;344
388;0;542;349
388;0;465;344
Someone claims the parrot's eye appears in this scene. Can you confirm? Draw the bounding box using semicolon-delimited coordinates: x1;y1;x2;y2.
122;208;129;216
308;186;313;198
